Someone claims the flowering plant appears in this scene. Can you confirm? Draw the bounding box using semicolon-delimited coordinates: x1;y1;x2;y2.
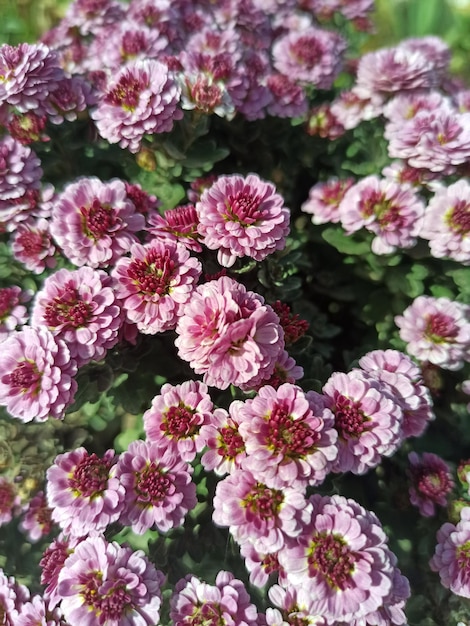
1;1;470;625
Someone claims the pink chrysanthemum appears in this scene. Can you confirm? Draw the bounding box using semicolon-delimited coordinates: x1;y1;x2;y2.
212;468;311;553
278;493;399;622
40;533;82;609
0;42;64;113
0;477;20;527
31;266;121;367
50;176;145;268
46;447;125;537
330;87;383;130
7;110;49;145
111;239;201;334
147;204;203;252
247;349;304;392
91;58;183;153
115;439;197;534
265;584;326;626
322;370;403;474
16;595;65;626
0;286;31;342
301;177;355;225
11;218;57;274
395;295;470;370
58;535;165;626
64;0;125;35
200;407;247;476
266;73;308;119
0;327;77;422
430;506;470;597
143;380;213;462
233;383;337;490
272;26;346;89
0;569;30;626
358;349;434;439
170;571;259;626
44;74;94;125
239;541;288;589
19;491;53;542
196;174;290;267
175;276;284;390
408;451;454;517
0;135;42;207
338;175;425;254
420;180;470;264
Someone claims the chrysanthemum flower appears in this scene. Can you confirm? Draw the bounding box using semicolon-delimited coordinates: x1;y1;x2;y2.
16;595;65;626
147;204;202;252
0;568;30;626
44;74;94;125
0;135;42;205
0;286;31;342
31;266;121;367
49;176;145;268
358;349;434;438
0;477;20;527
91;58;183;153
7;110;49;145
420;180;470;265
212;468;311;553
143;380;213;462
233;383;338;490
19;491;53;542
196;174;290;267
430;506;470;597
0;327;77;422
115;439;197;534
330;87;383;130
40;533;82;609
395;295;470;370
322;370;403;474
408;452;454;517
301;177;355;225
246;349;304;392
338;175;425;254
239;541;288;589
58;535;165;626
200;407;247;476
266;73;308;118
278;493;399;622
175;276;284;390
265;584;326;626
111;239;201;334
11;218;57;274
46;447;125;537
64;0;125;35
170;570;259;626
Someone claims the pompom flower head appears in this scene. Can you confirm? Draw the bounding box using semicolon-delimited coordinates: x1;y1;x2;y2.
408;451;454;517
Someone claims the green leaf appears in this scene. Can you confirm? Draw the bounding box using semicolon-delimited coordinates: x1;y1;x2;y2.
322;227;371;255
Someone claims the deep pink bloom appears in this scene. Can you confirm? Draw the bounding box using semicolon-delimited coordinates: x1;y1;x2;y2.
111;239;201;334
196;174;290;267
91;59;183;153
175;276;284;390
0;286;31;341
44;74;94;124
11;218;57;274
31;266;121;367
40;533;82;609
322;370;403;474
246;349;304;392
115;439;197;534
170;570;259;626
338;175;425;254
420;180;470;265
0;477;20;527
278;493;399;622
147;204;203;252
19;491;53;542
46;447;125;537
200;407;247;476
50;176;145;268
358;349;434;439
212;468;311;553
233;383;338;490
64;0;125;35
0;327;77;422
143;380;213;462
7;110;49;145
57;535;165;626
330;87;383;130
430;506;470;597
239;541;288;589
395;295;470;370
408;452;454;517
266;73;308;118
301;177;355;225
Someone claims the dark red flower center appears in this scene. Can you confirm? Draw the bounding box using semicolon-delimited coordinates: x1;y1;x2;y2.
105;73;146;111
457;541;470;573
135;462;172;505
267;402;319;458
94;583;133;620
80;199;118;240
121;31;147;60
290;36;323;68
360;191;405;227
243;483;284;520
424;313;459;343
0;288;17;321
218;425;245;459
162;403;199;439
128;248;175;296
414;468;452;500
448;201;470;235
164;204;200;239
223;191;263;226
16;229;46;256
44;284;92;329
0;481;15;513
262;552;281;575
334;394;367;439
308;532;355;589
40;539;71;586
189;603;225;626
70;453;111;498
7;360;41;393
189;76;224;113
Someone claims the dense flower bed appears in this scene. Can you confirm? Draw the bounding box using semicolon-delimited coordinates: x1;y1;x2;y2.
0;0;470;625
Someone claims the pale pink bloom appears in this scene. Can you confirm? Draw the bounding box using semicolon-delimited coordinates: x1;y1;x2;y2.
143;380;213;462
16;595;65;626
19;491;53;542
265;584;326;626
408;451;454;517
0;286;31;342
11;218;57;274
44;74;94;124
200;407;247;476
147;203;202;252
338;175;425;254
301;177;354;225
46;447;125;537
420;180;470;265
383;90;451;136
0;477;20;527
245;349;304;392
0;568;30;626
64;0;125;35
112;239;201;334
322;370;403;474
395;295;470;370
40;533;82;609
239;542;288;589
330;87;382;130
266;74;308;119
50;176;145;268
196;174;290;267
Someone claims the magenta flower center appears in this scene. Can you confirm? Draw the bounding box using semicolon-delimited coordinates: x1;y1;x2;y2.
70;453;111;498
290;36;322;68
7;360;41;393
128;249;175;295
162;403;198;438
243;483;284;520
44;284;92;328
40;541;71;586
333;394;367;439
424;313;459;343
94;583;133;620
189;76;223;112
121;32;147;60
218;425;245;459
308;532;355;589
267;403;320;458
415;469;452;500
165;204;199;238
262;552;281;575
189;603;225;626
223;191;263;226
0;288;16;320
0;482;15;513
360;191;404;227
448;201;470;235
80;199;118;240
105;73;145;111
16;230;46;256
135;462;172;505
